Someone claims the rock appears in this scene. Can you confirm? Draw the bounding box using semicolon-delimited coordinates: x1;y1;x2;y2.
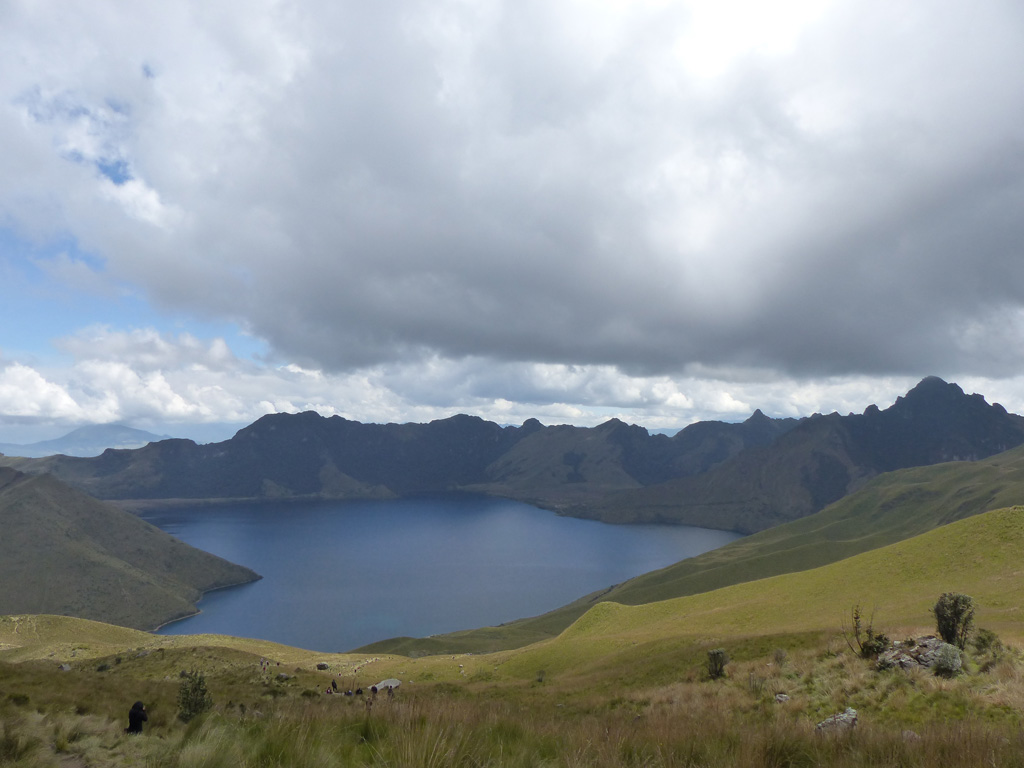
316;662;330;670
774;693;790;703
877;636;948;671
277;673;292;681
815;707;857;732
58;663;71;672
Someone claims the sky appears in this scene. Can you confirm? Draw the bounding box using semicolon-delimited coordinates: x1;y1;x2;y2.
2;0;1024;444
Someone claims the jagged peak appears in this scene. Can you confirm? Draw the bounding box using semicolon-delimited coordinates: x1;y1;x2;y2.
893;377;970;409
906;376;959;396
745;409;771;424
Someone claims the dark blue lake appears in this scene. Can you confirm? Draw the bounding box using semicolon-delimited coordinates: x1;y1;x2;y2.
140;496;741;652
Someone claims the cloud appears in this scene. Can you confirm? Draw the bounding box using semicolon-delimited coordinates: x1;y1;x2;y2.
0;327;923;436
9;325;1024;444
2;0;1024;434
0;362;83;419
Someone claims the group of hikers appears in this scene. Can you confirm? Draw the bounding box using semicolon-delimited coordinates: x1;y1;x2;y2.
323;680;395;699
324;678;365;696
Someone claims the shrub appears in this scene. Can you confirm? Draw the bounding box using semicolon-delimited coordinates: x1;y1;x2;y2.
933;643;962;678
177;669;213;723
706;649;728;680
933;593;975;649
843;605;889;658
973;628;1002;655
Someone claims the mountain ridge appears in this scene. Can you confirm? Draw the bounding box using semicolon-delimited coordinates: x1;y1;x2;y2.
1;377;1020;534
577;377;1024;531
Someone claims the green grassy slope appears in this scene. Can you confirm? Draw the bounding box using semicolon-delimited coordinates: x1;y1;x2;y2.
496;504;1024;682
364;445;1024;655
0;468;259;631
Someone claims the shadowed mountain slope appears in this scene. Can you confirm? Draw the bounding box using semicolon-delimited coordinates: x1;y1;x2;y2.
579;377;1024;532
1;378;1020;539
0;467;259;630
0;410;798;508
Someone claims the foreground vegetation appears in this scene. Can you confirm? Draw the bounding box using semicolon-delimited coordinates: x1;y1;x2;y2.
2;625;1023;767
4;505;1024;766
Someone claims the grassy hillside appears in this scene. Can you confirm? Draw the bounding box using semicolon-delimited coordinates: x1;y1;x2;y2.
0;468;259;631
501;505;1024;678
365;445;1024;655
3;507;1024;767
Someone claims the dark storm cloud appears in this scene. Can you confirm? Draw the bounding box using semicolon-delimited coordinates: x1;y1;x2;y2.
5;0;1024;388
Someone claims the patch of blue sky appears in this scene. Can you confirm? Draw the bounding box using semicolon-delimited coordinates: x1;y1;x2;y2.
16;86;134;185
0;228;268;365
96;158;132;185
104;98;131;116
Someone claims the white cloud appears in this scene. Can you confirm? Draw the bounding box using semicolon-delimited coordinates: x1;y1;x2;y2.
0;327;923;438
0;362;83;419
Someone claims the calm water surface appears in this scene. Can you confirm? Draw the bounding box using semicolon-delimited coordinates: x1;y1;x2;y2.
141;496;741;652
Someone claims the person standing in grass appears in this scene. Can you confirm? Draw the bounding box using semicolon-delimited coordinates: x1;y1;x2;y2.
126;701;148;734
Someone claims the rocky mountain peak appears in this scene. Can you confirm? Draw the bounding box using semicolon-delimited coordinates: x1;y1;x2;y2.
745;409;771;424
900;376;963;402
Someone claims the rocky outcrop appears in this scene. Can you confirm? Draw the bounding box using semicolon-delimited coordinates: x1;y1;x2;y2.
816;707;858;732
876;636;950;671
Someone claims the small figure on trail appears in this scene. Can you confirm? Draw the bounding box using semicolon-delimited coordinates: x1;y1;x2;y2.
126;701;148;734
331;679;338;691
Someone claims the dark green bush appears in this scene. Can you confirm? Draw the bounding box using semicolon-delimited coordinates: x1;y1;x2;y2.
933;593;975;650
707;648;728;679
973;627;1002;655
177;669;213;723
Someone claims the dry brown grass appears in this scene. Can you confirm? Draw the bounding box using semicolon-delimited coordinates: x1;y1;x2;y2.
5;640;1024;768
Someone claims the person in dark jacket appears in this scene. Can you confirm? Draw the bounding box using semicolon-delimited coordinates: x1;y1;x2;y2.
126;701;148;734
